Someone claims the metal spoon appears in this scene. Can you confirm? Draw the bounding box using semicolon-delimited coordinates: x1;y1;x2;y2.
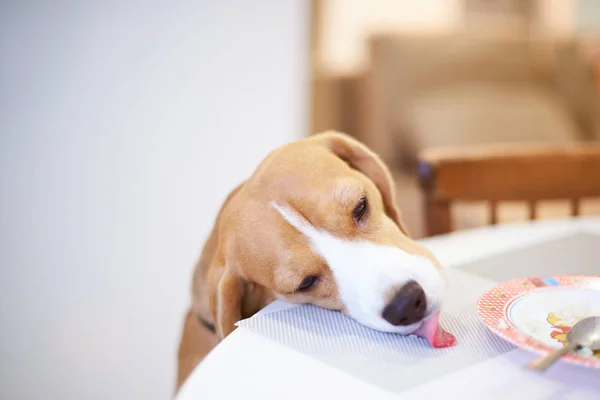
527;316;600;372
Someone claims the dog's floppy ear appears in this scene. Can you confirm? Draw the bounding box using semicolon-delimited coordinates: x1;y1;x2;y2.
206;248;273;339
208;262;244;339
314;131;410;236
208;260;273;339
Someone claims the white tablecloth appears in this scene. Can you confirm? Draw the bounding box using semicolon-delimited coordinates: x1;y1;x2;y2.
176;217;600;400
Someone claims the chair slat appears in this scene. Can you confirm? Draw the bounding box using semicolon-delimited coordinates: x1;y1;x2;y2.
571;198;580;216
489;200;498;225
528;201;537;220
424;196;451;236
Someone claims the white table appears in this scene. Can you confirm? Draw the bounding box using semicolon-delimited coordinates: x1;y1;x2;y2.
177;217;600;400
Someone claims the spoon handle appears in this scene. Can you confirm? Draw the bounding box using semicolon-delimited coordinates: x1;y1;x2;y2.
526;343;578;372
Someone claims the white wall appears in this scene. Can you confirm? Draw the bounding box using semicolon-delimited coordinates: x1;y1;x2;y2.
0;2;308;399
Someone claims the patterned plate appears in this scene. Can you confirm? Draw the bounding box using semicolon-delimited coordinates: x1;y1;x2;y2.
477;274;600;368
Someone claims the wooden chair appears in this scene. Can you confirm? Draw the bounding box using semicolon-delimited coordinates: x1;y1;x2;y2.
417;144;600;236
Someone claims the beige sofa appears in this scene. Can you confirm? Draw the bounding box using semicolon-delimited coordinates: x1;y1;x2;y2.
358;32;600;171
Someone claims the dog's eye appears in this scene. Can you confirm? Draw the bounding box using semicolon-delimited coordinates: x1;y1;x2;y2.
297;275;318;292
352;196;368;222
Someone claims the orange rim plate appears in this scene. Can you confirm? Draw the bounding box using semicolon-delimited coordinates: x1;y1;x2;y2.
477;274;600;369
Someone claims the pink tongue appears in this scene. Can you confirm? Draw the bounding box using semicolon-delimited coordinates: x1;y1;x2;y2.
413;311;457;348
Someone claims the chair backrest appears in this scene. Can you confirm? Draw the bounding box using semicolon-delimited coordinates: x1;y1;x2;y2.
418;144;600;236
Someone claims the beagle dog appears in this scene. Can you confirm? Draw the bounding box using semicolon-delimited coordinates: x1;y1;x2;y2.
176;131;451;389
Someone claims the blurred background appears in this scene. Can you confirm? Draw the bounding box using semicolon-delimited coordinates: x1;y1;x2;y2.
310;0;600;238
0;1;599;399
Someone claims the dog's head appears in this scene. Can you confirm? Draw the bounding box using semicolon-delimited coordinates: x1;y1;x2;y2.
207;131;445;338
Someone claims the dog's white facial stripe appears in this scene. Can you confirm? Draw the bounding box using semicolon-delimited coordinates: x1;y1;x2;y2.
271;202;444;334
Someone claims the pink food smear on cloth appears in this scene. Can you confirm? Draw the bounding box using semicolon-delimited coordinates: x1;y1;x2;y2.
412;311;457;348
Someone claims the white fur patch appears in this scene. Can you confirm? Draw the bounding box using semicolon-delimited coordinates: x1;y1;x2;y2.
271;201;444;334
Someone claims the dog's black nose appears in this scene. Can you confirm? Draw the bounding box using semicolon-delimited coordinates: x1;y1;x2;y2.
382;280;427;326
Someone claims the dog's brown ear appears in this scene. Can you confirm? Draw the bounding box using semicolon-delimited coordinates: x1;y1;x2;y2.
314;131;410;236
208;262;274;339
206;250;274;339
208;262;244;339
